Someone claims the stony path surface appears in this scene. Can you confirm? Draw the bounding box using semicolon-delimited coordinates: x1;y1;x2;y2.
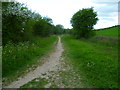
4;36;64;88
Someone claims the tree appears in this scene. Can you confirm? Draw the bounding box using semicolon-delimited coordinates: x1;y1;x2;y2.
54;24;64;34
43;16;53;25
33;17;53;37
71;7;98;38
2;2;31;45
2;1;65;45
2;2;54;45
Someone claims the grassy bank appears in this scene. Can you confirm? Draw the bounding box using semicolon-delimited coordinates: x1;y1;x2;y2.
62;35;118;88
3;36;57;80
0;46;2;80
95;26;119;39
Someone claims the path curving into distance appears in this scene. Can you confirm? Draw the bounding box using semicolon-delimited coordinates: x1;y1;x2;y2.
4;36;64;88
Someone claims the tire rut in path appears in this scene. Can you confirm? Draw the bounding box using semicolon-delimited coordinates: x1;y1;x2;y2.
4;36;64;88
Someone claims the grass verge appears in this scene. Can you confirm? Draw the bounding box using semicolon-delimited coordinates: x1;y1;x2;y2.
62;35;118;88
2;35;57;86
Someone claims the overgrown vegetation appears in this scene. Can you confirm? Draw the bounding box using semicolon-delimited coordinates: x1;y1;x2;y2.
0;46;1;81
62;35;118;88
2;2;64;45
70;7;98;38
3;36;57;78
2;1;60;84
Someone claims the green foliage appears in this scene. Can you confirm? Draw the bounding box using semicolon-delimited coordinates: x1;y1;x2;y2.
53;24;64;35
71;7;98;38
43;16;53;25
63;28;71;34
33;18;51;37
2;36;57;78
2;2;31;45
2;2;63;45
0;46;1;80
2;1;66;84
62;35;118;88
23;19;35;41
85;30;96;38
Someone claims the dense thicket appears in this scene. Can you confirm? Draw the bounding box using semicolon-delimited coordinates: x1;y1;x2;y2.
2;2;65;45
70;7;98;38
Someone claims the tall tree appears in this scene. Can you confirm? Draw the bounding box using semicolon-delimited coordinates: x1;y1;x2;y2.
2;2;31;44
71;7;98;38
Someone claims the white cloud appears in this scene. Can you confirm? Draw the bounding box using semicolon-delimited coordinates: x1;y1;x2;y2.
94;15;118;29
93;0;119;3
16;0;118;29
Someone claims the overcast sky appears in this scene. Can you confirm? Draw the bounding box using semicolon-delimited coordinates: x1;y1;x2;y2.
17;0;119;29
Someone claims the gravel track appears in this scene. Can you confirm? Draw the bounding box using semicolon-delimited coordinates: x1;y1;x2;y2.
4;36;64;88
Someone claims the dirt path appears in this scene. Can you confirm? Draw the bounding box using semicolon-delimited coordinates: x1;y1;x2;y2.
4;36;64;88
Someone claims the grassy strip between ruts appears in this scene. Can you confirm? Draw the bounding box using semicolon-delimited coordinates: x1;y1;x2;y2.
62;35;118;88
20;74;59;88
20;78;49;88
2;35;57;85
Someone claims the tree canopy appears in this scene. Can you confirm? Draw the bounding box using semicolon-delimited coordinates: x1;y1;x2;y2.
2;2;65;45
71;7;98;38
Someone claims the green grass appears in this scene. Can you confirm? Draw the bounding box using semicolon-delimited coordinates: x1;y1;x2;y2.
95;26;119;38
2;36;57;80
0;46;2;81
20;76;59;88
62;35;118;88
20;78;48;88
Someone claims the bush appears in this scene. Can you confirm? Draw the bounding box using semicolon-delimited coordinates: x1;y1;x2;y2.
2;2;59;45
